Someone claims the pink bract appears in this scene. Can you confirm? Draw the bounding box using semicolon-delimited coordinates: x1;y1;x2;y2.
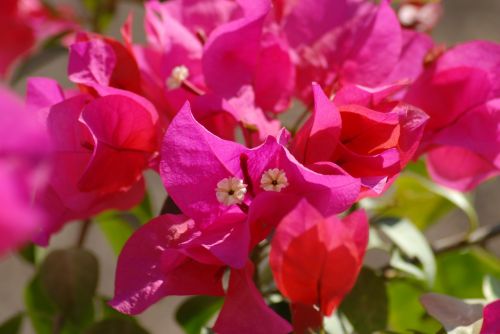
405;41;500;190
0;87;50;255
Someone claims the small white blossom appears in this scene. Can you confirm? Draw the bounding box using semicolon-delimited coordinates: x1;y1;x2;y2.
167;65;189;89
215;177;247;206
260;168;289;192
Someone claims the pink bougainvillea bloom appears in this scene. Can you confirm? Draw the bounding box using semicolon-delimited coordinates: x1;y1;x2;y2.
111;213;292;334
0;87;50;255
160;101;360;228
69;32;143;95
292;83;428;196
27;78;160;244
269;199;368;319
202;0;295;113
405;41;500;190
481;300;500;334
278;0;399;100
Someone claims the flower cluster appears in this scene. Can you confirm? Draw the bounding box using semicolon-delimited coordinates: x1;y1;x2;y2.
1;0;500;333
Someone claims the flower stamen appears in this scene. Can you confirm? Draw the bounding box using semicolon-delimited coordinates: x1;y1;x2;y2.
215;177;247;206
260;169;289;192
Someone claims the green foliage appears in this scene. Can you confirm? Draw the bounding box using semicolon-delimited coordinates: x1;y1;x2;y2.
97;195;153;255
0;313;23;334
340;268;388;334
82;0;117;32
387;280;441;333
25;274;94;334
434;248;500;299
483;275;500;301
369;172;478;231
175;296;224;334
378;218;436;285
420;293;483;332
39;249;99;313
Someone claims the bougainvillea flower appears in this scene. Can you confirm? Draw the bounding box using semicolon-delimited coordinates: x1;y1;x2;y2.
27;78;160;244
112;213;292;334
278;0;399;100
0;87;50;255
213;263;292;334
269;199;368;320
481;300;500;334
202;0;295;113
0;0;77;78
160;101;360;228
405;41;500;190
292;83;428;196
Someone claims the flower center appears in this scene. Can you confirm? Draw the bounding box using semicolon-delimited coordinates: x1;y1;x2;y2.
260;169;289;192
215;177;247;206
167;65;189;89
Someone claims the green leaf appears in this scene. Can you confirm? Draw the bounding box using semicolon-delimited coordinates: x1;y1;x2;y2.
324;311;353;334
387;280;440;333
39;249;99;315
82;0;117;32
25;274;57;334
17;244;47;266
379;218;436;285
97;214;136;255
420;293;483;332
97;195;153;255
175;296;224;334
340;268;388;334
435;248;500;299
483;275;500;301
0;313;23;334
85;318;149;334
369;172;478;231
25;274;94;334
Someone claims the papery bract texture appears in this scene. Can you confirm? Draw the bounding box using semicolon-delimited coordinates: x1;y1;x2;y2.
160;101;360;228
405;41;500;190
270;199;368;317
292;83;428;196
27;78;160;244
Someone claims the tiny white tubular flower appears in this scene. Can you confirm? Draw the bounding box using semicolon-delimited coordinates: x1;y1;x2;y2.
215;177;247;206
260;168;289;192
166;65;189;89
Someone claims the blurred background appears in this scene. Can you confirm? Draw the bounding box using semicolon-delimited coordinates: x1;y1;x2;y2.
1;0;500;333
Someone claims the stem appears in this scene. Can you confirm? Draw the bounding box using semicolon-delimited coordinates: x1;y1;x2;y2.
52;313;65;334
432;223;500;254
76;219;92;248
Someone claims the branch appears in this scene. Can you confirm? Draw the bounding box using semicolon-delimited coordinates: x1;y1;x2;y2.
432;224;500;254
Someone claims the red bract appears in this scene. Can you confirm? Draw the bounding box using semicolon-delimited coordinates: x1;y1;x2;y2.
269;200;368;319
0;87;50;255
405;41;500;190
292;83;428;196
0;0;77;78
27;78;160;244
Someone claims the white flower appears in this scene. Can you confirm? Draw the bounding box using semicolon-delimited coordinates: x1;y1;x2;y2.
166;65;189;89
215;177;247;206
260;168;289;192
